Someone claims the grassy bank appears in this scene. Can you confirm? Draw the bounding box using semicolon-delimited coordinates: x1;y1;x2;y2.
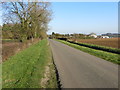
2;39;58;88
57;40;119;64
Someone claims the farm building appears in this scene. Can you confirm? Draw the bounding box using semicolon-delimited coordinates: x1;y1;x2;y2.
102;33;120;38
101;36;109;38
89;33;97;38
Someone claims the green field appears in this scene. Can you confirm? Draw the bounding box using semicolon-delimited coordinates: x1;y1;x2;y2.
2;39;57;88
57;40;119;64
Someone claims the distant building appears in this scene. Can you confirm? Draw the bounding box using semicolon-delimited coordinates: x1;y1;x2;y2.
101;36;109;38
89;33;97;38
101;33;120;38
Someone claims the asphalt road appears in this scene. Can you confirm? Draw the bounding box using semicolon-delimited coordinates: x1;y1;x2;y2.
49;39;118;88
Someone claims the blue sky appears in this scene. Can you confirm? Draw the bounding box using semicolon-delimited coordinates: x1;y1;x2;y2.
47;2;118;35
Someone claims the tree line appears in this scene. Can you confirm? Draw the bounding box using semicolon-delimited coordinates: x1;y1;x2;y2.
49;32;95;39
2;2;52;42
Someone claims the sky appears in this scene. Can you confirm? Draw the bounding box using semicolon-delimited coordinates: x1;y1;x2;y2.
47;2;118;35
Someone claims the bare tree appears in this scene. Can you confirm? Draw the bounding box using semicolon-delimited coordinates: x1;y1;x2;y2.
2;2;52;42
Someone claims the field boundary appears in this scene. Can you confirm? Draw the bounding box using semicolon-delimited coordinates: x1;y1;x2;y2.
67;40;120;54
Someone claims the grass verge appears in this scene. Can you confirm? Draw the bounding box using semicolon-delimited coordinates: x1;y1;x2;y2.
57;40;119;64
2;39;58;88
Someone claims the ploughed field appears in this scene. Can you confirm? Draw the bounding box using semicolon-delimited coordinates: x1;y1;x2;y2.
75;38;119;49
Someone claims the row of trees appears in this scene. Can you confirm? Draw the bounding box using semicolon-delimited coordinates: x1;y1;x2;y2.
49;32;95;39
2;2;52;42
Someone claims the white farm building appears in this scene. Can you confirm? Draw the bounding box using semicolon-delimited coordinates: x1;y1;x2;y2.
89;33;97;38
101;36;109;38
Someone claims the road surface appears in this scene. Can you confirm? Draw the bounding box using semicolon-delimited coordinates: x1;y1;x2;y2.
49;39;118;88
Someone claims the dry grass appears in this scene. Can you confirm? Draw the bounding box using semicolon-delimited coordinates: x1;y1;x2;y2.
2;39;40;61
74;38;119;49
